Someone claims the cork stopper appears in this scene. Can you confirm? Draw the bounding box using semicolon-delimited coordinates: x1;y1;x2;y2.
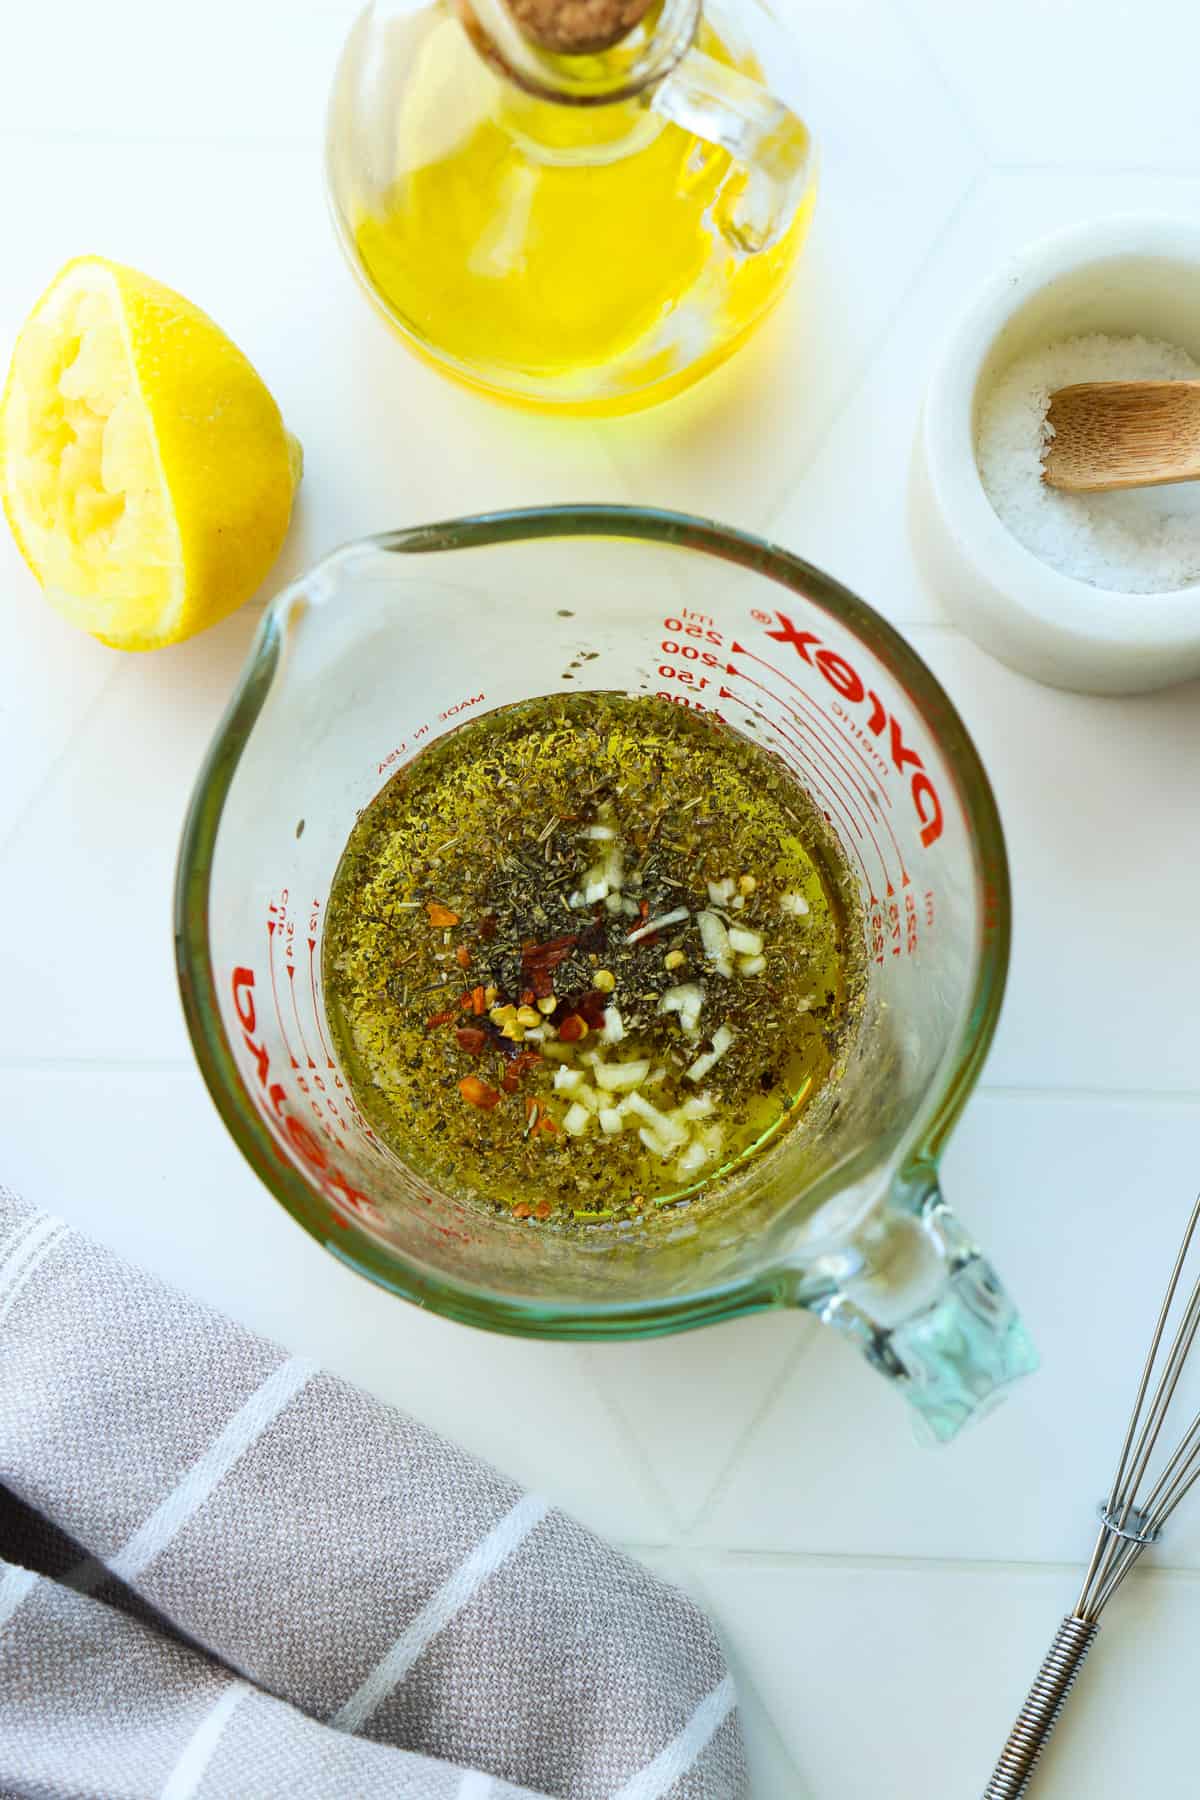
504;0;656;54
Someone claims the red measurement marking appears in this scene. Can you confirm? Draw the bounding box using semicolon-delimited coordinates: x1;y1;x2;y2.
659;664;713;691
663;617;722;643
766;708;889;901
661;638;723;665
731;640;893;801
726;673;894;899
286;963;317;1069
233;964;387;1231
307;926;336;1069
869;900;886;966
733;693;878;901
266;912;299;1070
753;615;945;850
656;692;726;721
439;693;485;722
725;652;911;889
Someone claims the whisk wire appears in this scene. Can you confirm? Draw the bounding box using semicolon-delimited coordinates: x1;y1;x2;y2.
1145;1438;1200;1534
1139;1404;1200;1524
993;1188;1200;1792
1074;1192;1200;1623
986;1194;1200;1797
1123;1276;1200;1492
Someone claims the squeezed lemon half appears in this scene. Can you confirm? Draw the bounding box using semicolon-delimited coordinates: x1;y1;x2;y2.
0;257;301;651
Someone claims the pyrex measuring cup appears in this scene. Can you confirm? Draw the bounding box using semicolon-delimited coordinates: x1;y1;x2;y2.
176;507;1036;1442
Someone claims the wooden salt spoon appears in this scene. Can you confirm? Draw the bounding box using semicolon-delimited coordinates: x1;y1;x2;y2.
1042;379;1200;493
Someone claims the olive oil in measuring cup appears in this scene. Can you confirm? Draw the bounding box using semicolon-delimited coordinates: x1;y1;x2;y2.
327;0;816;412
323;693;866;1227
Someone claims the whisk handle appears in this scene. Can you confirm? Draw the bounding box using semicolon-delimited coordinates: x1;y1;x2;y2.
982;1614;1099;1799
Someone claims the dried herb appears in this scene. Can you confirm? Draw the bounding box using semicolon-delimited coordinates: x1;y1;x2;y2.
324;692;865;1228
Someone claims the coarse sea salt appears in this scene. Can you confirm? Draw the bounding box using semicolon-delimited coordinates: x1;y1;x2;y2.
976;332;1200;594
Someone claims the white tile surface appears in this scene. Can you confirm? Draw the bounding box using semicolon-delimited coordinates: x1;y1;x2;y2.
696;1556;1200;1799
581;1315;818;1533
0;1;351;142
3;3;1200;1797
701;1091;1200;1565
899;0;1200;168
914;628;1200;1093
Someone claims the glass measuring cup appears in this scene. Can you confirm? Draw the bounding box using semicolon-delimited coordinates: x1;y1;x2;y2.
176;507;1036;1442
325;0;815;412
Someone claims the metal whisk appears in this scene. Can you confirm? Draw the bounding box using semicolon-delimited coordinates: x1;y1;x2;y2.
984;1192;1200;1798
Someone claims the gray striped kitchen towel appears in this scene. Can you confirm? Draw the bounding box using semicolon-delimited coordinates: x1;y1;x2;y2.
0;1189;745;1800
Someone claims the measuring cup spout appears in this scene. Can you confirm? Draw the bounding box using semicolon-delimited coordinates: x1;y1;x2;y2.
790;1177;1038;1443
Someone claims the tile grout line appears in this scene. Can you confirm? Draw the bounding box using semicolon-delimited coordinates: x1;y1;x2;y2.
978;1084;1200;1108
672;1547;816;1800
0;128;323;152
0;1058;198;1076
759;161;987;550
0;659;126;868
989;156;1200;178
885;0;993;162
679;1324;824;1542
574;1344;691;1543
675;1546;1200;1583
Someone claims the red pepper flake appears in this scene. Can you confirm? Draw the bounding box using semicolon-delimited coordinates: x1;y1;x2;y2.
558;1013;588;1043
520;987;535;1006
427;902;461;927
513;1202;533;1220
459;1075;501;1110
501;1048;541;1095
521;933;578;1000
539;1117;559;1136
534;1199;553;1220
537;932;579;959
479;914;498;942
525;967;551;1001
455;944;472;969
455;1027;487;1055
425;1008;457;1030
523;1096;541;1137
459;991;473;1010
576;989;608;1029
471;985;487;1016
632;898;660;946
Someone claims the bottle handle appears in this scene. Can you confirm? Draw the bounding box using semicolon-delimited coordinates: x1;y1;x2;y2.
792;1178;1038;1443
650;47;814;252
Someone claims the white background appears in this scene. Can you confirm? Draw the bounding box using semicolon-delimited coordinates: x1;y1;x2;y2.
3;2;1200;1794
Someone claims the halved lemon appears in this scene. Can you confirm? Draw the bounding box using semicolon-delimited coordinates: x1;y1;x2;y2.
0;257;301;651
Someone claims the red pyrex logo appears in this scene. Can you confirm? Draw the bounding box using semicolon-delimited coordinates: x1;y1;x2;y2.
764;612;944;849
231;966;384;1227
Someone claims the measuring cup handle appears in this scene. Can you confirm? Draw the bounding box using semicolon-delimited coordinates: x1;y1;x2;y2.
795;1180;1038;1443
650;47;814;253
